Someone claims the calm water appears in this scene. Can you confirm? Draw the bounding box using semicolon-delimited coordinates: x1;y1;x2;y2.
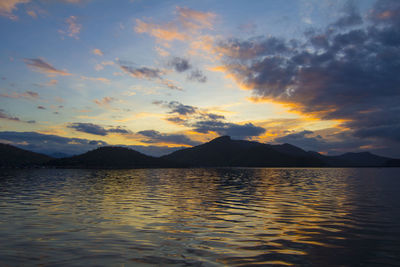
0;168;400;266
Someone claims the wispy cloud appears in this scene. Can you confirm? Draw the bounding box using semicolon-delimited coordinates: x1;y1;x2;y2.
134;6;216;45
80;75;110;83
0;109;20;122
177;7;216;31
0;0;30;20
0;90;39;100
24;58;71;76
0;109;35;123
59;15;81;39
68;122;130;136
93;96;116;107
120;65;163;79
187;69;207;83
135;19;187;42
138;130;200;146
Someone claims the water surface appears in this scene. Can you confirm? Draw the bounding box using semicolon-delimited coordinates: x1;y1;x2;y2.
0;168;400;266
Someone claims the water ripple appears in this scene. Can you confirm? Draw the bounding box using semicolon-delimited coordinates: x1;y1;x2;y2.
0;168;400;266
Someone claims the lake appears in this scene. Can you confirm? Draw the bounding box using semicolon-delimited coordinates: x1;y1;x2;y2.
0;168;399;266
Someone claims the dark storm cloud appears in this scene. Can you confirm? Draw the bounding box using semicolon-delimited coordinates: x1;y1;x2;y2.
168;57;191;72
68;123;130;136
216;0;400;150
187;69;207;83
193;121;265;139
332;1;362;28
137;130;200;146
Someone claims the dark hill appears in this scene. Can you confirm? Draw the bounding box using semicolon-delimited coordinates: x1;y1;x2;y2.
0;143;53;168
162;136;325;167
47;146;171;169
324;152;391;167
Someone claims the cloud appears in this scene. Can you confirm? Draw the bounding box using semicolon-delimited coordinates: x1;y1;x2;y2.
0;109;20;122
154;100;265;139
81;75;110;83
0;131;107;156
26;9;36;18
215;1;400;149
24;58;71;76
135;19;187;42
59;15;81;39
0;90;39;100
271;129;400;157
120;63;182;90
120;65;163;79
95;61;114;71
134;6;216;44
160;79;183;91
192;120;265;139
0;131;188;157
137;130;200;146
168;57;191;72
166;56;207;83
67;122;130;136
0;0;30;20
176;7;216;31
153;101;197;116
187;69;207;83
37;106;46;110
93;96;116;107
92;48;104;56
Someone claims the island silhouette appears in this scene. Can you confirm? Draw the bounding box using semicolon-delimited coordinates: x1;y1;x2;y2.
1;136;399;168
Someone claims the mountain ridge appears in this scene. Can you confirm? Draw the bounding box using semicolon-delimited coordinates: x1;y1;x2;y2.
1;136;399;168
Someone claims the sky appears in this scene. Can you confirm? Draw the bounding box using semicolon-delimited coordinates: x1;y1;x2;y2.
1;0;399;158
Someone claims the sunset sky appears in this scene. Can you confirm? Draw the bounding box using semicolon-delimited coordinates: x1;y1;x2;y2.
1;0;399;157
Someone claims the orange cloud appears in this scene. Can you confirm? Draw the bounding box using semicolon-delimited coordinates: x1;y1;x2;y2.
0;90;39;100
80;75;110;83
59;15;81;39
92;48;103;56
94;96;116;107
135;19;187;42
0;0;29;20
134;7;216;45
177;7;216;30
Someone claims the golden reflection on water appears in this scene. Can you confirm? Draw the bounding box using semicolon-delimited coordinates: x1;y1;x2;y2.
0;168;400;266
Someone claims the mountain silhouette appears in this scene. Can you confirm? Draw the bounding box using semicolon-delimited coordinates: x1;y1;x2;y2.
1;136;400;168
0;143;53;168
47;146;171;169
162;136;325;167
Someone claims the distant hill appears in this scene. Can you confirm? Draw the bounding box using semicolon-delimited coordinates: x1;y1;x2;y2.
162;136;325;167
0;143;53;168
2;138;400;169
162;136;400;167
47;146;172;169
323;152;391;167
